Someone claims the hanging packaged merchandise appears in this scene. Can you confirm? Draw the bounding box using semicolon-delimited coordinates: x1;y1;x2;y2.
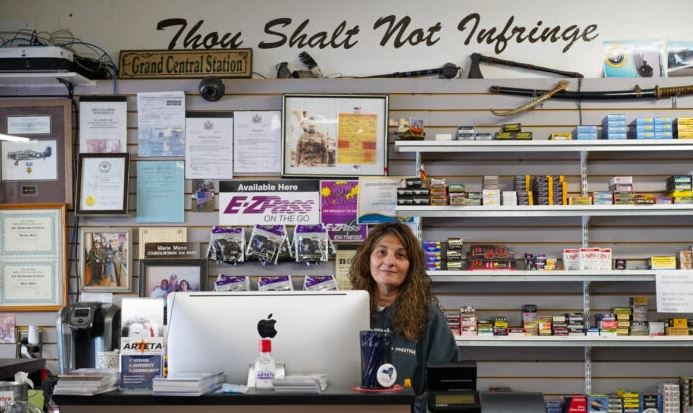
206;226;245;264
257;275;293;291
214;274;250;291
294;224;329;265
277;230;294;262
246;225;287;265
303;275;337;291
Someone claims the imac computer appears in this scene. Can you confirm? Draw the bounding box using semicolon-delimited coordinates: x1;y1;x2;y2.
166;290;370;388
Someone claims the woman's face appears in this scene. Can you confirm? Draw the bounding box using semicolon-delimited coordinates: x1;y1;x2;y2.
369;233;410;292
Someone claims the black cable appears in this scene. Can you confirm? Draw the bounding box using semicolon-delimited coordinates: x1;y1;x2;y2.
577;77;583;126
69;98;80;304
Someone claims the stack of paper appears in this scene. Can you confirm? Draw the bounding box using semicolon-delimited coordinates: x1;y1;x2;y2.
152;371;224;396
53;368;119;395
272;374;328;394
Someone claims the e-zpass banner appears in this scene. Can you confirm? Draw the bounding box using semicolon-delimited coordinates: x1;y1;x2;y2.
219;180;320;225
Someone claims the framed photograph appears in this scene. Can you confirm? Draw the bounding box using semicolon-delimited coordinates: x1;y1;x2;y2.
282;94;388;177
139;259;207;298
75;153;129;215
0;203;67;311
79;227;132;292
0;99;73;206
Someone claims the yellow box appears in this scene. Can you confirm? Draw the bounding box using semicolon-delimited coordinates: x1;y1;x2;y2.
650;256;677;269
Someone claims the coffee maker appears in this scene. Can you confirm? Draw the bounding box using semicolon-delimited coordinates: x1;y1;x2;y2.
56;302;120;373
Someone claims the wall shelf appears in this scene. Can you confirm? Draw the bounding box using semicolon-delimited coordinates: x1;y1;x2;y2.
395;140;693;153
0;72;96;87
429;270;660;282
397;204;693;218
455;335;693;347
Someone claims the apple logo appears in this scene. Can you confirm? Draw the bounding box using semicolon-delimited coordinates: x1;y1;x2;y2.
257;313;278;338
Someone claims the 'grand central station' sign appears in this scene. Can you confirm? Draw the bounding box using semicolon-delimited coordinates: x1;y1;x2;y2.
118;49;252;79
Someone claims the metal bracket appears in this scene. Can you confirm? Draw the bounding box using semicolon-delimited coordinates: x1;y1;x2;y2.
584;346;592;394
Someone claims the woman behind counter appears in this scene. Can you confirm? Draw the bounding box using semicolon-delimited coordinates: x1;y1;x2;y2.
349;222;459;410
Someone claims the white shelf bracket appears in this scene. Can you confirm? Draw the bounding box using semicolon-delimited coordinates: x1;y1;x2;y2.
581;216;590;247
584;346;592;394
580;150;588;196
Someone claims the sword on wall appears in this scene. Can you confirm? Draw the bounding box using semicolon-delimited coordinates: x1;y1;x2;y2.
490;83;693;116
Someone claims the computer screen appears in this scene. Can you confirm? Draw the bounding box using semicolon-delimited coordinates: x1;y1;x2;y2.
166;290;370;388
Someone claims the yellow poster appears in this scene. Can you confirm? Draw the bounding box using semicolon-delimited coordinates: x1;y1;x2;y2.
337;113;377;164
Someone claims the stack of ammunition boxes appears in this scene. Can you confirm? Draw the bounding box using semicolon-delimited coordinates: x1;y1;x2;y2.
666;318;689;336
446;237;463;270
630;296;649;336
632;116;673;139
429;178;448;206
667;175;693;204
532;175;567;205
612;307;632;335
618;390;640;413
522;304;539;336
423;240;444;272
494;122;533;140
514;175;534;206
603;114;628;139
610;176;634;205
448;183;467;206
493;316;508;336
567;312;585;336
676;117;693;139
445;309;461;336
574;125;598;140
658;382;680;413
482;175;501;206
460;306;477;336
397;177;429;206
680;376;692;412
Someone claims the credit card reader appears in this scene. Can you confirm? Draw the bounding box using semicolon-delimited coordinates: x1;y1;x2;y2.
426;362;480;413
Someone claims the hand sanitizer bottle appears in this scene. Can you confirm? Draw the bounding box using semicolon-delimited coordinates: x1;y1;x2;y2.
254;338;276;389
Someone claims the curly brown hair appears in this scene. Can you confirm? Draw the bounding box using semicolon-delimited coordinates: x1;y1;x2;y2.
348;222;434;342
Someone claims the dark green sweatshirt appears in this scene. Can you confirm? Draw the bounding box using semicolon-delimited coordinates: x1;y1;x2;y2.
371;302;460;404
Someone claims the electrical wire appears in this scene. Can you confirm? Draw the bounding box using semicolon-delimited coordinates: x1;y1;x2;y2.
0;29;119;94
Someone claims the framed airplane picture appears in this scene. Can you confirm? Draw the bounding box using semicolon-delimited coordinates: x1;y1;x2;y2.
0;99;73;206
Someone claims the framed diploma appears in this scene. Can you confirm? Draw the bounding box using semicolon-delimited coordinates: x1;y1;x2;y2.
76;153;130;215
282;94;388;177
0;99;73;206
0;203;67;311
79;227;132;293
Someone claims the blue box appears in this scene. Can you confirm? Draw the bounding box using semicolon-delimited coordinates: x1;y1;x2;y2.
604;126;628;133
606;133;628;139
604;114;626;121
635;117;655;125
635;131;656;139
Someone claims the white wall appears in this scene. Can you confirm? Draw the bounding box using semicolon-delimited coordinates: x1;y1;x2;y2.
1;0;693;78
1;76;692;394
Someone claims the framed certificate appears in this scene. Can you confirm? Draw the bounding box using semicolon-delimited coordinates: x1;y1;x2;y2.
0;99;73;206
0;203;67;311
282;94;389;177
79;227;132;292
76;153;129;215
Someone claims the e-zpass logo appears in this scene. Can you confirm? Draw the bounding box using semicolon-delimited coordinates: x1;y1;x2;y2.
223;195;315;214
